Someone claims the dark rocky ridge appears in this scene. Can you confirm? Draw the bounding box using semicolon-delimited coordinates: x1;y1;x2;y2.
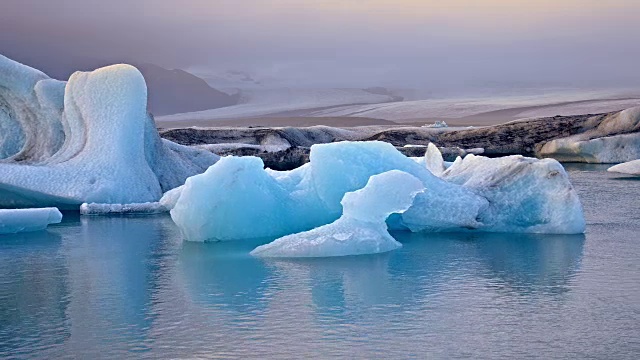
159;111;636;169
211;146;310;171
434;114;602;157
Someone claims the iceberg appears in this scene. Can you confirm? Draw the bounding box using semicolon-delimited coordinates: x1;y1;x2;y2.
251;171;424;258
608;159;640;176
308;141;487;231
0;208;62;234
538;107;640;163
170;156;332;242
170;141;486;242
0;56;66;162
171;140;585;243
431;150;586;234
80;202;167;215
0;55;218;209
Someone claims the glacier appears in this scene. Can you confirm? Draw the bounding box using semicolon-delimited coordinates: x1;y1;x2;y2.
0;208;62;234
0;55;218;209
608;159;640;176
157;87;640;123
170;140;585;244
251;170;424;258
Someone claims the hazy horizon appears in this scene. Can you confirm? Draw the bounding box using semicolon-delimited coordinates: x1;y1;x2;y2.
2;0;640;91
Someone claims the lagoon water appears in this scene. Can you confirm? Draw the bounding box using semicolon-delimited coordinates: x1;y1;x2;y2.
0;165;639;359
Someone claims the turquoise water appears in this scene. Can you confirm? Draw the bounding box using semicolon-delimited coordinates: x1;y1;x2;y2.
1;165;639;359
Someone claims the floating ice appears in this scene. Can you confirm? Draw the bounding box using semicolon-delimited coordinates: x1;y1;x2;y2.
608;159;640;176
423;120;448;128
80;202;167;215
251;170;424;258
429;146;586;234
0;208;62;234
170;141;484;242
171;140;584;243
308;141;486;231
539;107;640;163
0;55;218;209
170;156;330;242
0;55;66;162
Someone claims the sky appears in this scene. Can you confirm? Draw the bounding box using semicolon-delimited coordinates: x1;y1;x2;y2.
1;0;640;91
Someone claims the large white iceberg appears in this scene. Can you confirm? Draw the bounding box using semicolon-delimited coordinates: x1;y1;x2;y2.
608;159;640;176
170;140;585;243
538;107;640;163
0;208;62;234
251;170;424;258
0;55;218;209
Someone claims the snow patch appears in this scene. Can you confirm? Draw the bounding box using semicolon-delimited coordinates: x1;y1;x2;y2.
608;159;640;176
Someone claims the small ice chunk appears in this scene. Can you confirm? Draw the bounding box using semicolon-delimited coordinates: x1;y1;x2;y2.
466;147;485;155
251;170;424;258
80;202;167;215
608;159;640;176
0;208;62;234
423;120;448;128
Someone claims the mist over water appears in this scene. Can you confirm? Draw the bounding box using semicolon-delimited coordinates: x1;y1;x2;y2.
2;0;640;92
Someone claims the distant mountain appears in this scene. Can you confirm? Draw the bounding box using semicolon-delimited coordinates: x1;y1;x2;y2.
135;63;239;116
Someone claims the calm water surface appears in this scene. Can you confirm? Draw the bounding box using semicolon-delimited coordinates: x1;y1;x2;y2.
0;165;639;359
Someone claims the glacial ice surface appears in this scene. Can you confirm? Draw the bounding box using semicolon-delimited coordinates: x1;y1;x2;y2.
0;208;62;234
608;159;640;176
251;170;425;258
